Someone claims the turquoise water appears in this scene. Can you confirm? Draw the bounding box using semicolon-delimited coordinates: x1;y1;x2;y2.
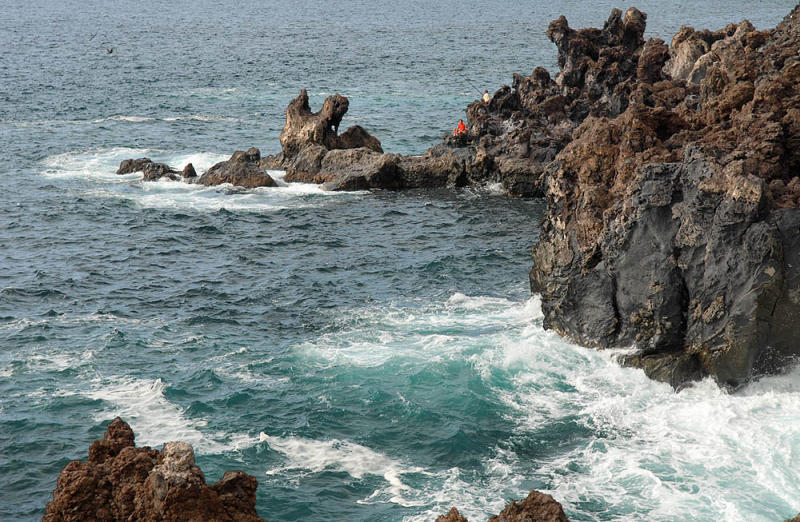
2;1;799;520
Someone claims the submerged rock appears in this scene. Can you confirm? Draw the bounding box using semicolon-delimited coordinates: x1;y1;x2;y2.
197;147;277;188
44;417;265;521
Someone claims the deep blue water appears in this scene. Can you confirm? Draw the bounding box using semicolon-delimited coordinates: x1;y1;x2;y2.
2;1;800;520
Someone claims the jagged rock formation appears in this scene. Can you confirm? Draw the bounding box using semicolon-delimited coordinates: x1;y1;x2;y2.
44;418;266;522
523;6;800;388
277;89;498;192
437;490;569;521
279;89;383;159
197;147;277;188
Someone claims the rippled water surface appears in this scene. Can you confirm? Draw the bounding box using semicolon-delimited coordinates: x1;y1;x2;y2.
2;1;799;520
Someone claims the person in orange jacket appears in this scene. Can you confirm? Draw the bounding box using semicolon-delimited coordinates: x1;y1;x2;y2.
453;119;466;136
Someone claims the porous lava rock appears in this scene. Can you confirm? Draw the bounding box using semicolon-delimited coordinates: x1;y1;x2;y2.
197;147;277;188
437;490;570;521
524;5;800;388
43;417;265;522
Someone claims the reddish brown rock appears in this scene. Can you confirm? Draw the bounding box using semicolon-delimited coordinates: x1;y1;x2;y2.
44;418;266;522
488;490;569;522
182;162;197;178
437;490;570;522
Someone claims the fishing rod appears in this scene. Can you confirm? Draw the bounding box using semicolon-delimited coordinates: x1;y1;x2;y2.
461;75;483;96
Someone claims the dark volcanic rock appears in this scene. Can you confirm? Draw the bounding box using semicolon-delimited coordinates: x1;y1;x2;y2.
116;158;180;181
44;417;265;522
142;162;180;181
436;507;469;522
337;124;383;153
197;147;277;188
116;157;153;174
527;5;800;388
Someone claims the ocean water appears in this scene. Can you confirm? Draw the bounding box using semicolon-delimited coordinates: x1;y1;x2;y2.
1;1;799;520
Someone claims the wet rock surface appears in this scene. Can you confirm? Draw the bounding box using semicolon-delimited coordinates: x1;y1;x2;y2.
44;417;265;522
526;5;800;388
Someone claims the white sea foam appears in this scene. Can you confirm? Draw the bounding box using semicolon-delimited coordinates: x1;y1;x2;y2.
262;433;425;505
293;291;800;520
40;148;358;212
84;376;257;454
97;115;155;123
488;326;800;521
298;293;542;368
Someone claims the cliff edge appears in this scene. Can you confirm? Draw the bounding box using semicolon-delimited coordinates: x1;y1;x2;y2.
522;6;800;388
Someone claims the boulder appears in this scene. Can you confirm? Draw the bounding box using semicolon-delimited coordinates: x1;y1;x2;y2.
142;162;180;181
488;490;569;522
197;147;277;188
436;507;469;522
337;125;383;152
43;417;265;522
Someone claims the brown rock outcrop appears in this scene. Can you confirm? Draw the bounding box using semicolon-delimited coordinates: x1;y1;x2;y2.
524;5;800;388
44;417;265;522
438;489;570;521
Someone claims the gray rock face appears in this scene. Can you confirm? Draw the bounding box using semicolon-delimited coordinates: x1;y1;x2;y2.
532;146;800;389
196;147;277;188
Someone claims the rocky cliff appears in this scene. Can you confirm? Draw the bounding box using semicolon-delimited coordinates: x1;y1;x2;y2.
112;5;800;390
523;6;800;388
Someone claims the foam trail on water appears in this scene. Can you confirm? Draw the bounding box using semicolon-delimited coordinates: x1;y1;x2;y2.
84;376;257;454
292;292;800;520
261;433;425;506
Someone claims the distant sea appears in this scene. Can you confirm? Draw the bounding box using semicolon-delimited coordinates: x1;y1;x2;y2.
1;1;798;520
